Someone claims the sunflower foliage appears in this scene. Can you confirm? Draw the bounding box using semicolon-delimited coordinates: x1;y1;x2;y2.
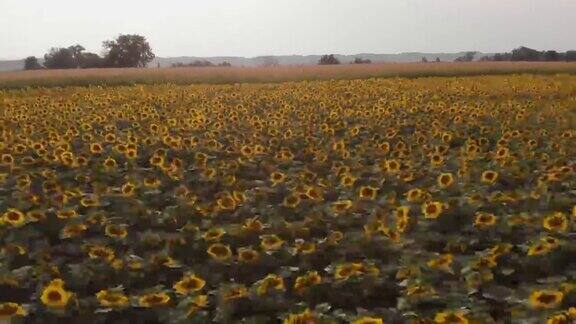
0;75;574;323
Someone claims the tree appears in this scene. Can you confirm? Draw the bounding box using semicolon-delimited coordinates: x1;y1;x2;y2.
543;50;560;61
318;54;340;65
68;44;85;68
79;52;104;68
565;51;576;62
353;57;371;64
103;34;155;68
189;60;215;67
510;47;541;61
454;51;477;62
43;47;76;69
482;47;574;62
421;57;428;63
491;53;511;61
24;56;43;70
435;57;441;63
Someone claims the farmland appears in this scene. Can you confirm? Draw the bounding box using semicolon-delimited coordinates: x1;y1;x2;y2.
2;61;576;89
0;74;575;323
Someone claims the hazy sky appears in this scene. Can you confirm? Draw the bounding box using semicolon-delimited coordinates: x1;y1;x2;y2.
1;0;574;59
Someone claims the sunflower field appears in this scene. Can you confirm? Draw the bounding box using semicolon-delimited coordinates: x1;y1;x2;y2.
0;74;575;323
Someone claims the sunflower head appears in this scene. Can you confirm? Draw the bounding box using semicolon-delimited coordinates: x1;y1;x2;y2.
95;289;129;308
40;279;72;309
173;274;206;295
270;171;286;185
359;186;378;200
529;289;564;309
406;188;424;202
105;224;128;239
434;310;469;324
202;228;226;242
207;243;232;262
481;170;498;185
260;234;285;251
138;292;171;308
422;201;443;219
427;254;454;272
282;194;301;208
352;316;384;324
331;200;353;214
294;271;322;293
0;302;27;318
237;247;260;263
257;274;285;296
474;212;497;228
283;309;319;324
437;173;454;188
222;284;249;301
1;208;26;227
543;212;568;232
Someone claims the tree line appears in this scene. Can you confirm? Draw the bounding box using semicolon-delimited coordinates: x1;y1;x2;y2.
317;55;373;65
24;34;155;70
315;48;576;65
480;47;576;62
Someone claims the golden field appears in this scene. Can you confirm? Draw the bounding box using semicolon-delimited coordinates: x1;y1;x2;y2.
2;61;576;88
0;74;574;323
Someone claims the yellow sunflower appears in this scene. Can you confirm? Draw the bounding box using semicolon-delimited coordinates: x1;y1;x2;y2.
237;247;260;263
527;242;553;256
422;201;443;219
543;212;568;232
260;234;285;251
434;310;469;324
105;224;128;239
40;279;72;309
437;172;454;188
173;274;206;295
427;254;454;272
207;243;232;262
481;170;498;185
359;186;379;200
352;316;384;324
1;208;26;227
0;302;27;318
256;274;285;296
474;212;497;228
283;309;319;324
95;289;129;308
138;292;171;308
529;289;564;309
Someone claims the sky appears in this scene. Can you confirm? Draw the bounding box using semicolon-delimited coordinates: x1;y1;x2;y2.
0;0;575;59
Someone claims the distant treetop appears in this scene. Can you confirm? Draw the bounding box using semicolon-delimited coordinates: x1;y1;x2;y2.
318;54;340;65
28;34;155;70
481;47;576;62
103;34;155;68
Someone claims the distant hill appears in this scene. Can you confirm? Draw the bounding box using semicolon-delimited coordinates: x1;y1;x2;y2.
0;60;28;72
151;52;490;68
0;52;490;72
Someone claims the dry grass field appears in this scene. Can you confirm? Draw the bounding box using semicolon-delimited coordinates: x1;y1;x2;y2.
2;61;576;88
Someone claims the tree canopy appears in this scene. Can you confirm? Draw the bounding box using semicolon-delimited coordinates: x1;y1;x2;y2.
24;56;43;70
28;34;155;70
482;47;576;62
454;52;478;62
103;34;155;68
318;54;340;65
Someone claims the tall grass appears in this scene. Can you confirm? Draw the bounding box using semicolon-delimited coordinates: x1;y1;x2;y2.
1;61;576;88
